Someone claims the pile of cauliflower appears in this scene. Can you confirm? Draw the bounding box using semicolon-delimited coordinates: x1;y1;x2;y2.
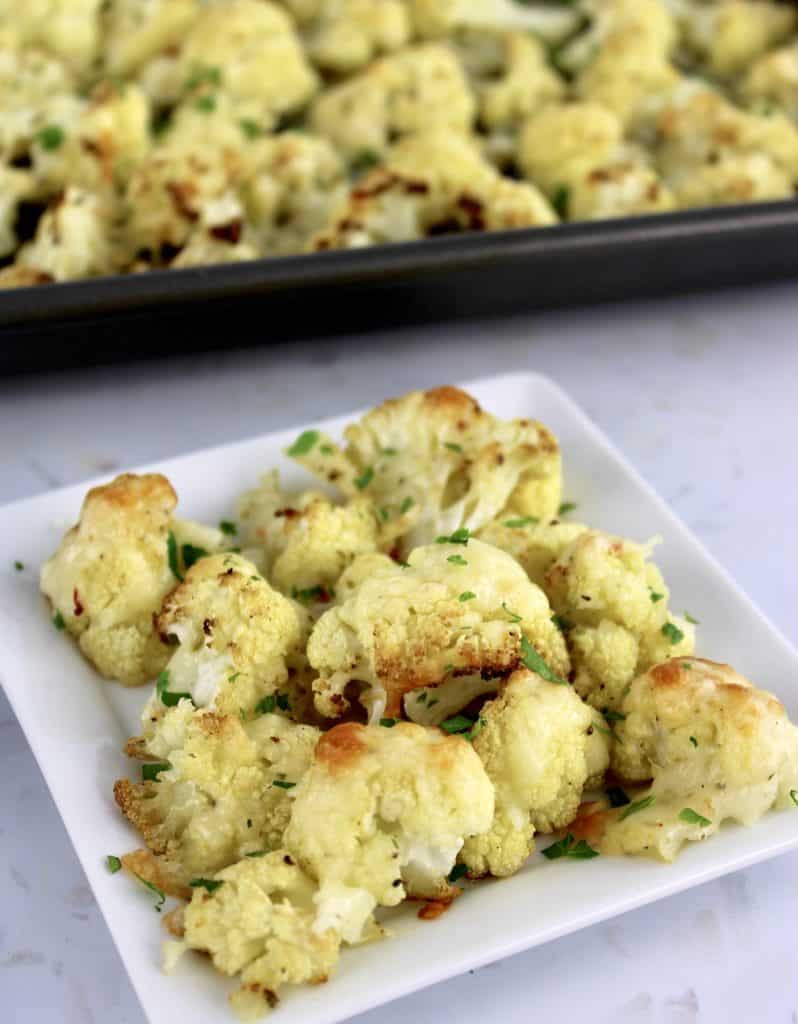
41;385;798;1018
4;0;798;288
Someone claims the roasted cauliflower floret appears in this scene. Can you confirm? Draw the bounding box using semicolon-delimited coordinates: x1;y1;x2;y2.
307;537;569;720
741;42;798;120
410;0;580;42
103;0;201;78
461;668;607;878
284;721;494;940
114;707;320;893
544;530;694;710
0;43;78;162
556;0;676;76
40;473;179;685
585;658;798;861
0;0;103;76
477;517;587;587
151;553;308;717
680;0;796;80
179;852;342;1018
281;0;411;73
309;44;475;163
285;386;561;554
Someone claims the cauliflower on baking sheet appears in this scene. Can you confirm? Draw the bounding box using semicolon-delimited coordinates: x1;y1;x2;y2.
556;0;677;77
115;706;320;893
284;721;494;941
575;659;798;862
102;0;201;78
679;0;796;80
40;473;179;685
409;0;580;43
178;852;343;1019
0;0;103;77
151;552;309;719
741;41;798;119
461;668;608;878
543;529;694;711
307;537;569;721
284;385;561;554
309;44;475;163
0;42;79;163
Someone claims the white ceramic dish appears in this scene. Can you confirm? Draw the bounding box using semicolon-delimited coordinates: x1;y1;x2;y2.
2;371;797;1024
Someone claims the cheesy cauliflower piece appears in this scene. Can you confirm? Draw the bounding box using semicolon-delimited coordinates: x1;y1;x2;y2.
180;852;342;1019
410;0;580;42
544;529;694;710
741;42;798;120
307;537;569;720
285;386;562;554
680;0;796;80
40;473;179;685
281;0;411;73
151;553;308;718
477;517;587;587
309;44;475;163
115;707;320;893
285;721;494;940
589;658;798;861
0;0;103;76
461;668;608;878
103;0;201;78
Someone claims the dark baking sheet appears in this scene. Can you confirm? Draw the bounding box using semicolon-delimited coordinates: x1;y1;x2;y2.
2;200;797;373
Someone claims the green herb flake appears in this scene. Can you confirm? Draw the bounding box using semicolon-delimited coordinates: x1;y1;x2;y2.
256;694;276;715
521;635;567;684
400;496;414;514
229;672;241;683
682;662;693;670
293;584;334;604
541;833;599;861
246;850;267;858
156;670;193;708
354;466;374;490
468;717;486;742
447;863;468;884
287;430;320;457
444;442;463;453
272;780;296;789
106;855;122;874
276;693;291;712
684;611;700;624
619;794;656;821
239;119;260;139
661;622;685;645
552;185;570;220
37;124;65;151
503;516;539;528
678;808;711;827
606;786;630;808
649;591;665;603
351;148;380;175
14;560;24;571
381;447;398;456
447;554;468;566
689;736;698;748
167;531;183;581
219;520;238;536
459;591;476;602
194;94;217;112
185;65;222;90
557;501;577;516
379;507;390;522
142;761;171;782
592;723;616;741
53;610;66;630
603;710;626;721
502;602;522;623
440;715;474;735
551;614;570;632
436;528;470;546
190;878;223;893
790;790;798;807
133;872;165;911
379;718;398;728
427;698;439;708
320;444;334;455
181;543;208;570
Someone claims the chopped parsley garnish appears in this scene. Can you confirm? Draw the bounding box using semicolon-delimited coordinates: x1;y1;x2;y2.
436;528;470;546
592;722;619;742
381;447;398;456
320;444;334;455
276;694;291;712
417;691;428;703
37;124;65;151
185;65;222;90
447;863;468;884
400;496;414;514
427;698;439;708
459;591;476;602
791;790;798;807
502;602;522;623
257;695;276;714
181;543;208;570
468;717;486;742
194;95;217;112
678;808;711;827
14;560;24;571
444;442;463;453
682;662;693;670
142;761;171;782
603;710;626;722
190;878;223;892
272;780;296;789
440;715;474;735
380;507;390;521
219;520;237;536
606;786;630;808
552;185;570;220
503;516;539;528
239;119;260;139
246;850;267;858
287;430;319;456
106;855;122;874
379;718;397;728
229;672;241;683
167;531;182;580
133;872;165;911
551;614;570;632
649;591;665;603
557;501;577;516
448;554;468;566
619;795;656;820
53;610;66;630
689;736;698;748
354;466;374;490
541;833;599;861
661;622;685;645
156;669;193;708
292;584;334;604
521;635;567;684
684;611;700;624
351;148;380;174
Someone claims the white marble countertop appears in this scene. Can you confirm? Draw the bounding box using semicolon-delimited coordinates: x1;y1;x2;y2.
2;281;797;1024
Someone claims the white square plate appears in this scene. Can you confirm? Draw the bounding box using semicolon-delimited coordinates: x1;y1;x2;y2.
2;372;797;1024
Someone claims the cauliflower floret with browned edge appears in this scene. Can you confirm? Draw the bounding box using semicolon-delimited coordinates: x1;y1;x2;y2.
103;0;201;78
307;537;569;721
151;552;309;719
741;42;798;120
461;668;608;878
285;385;562;556
410;0;580;43
309;44;474;163
280;0;411;73
0;0;103;76
478;517;588;587
114;707;320;895
556;0;676;76
284;721;494;941
680;0;796;80
177;852;342;1019
544;529;694;711
578;658;798;862
40;473;180;685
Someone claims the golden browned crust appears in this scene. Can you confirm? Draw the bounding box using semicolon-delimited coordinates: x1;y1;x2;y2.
121;848;191;900
123;736;150;759
114;778;166;851
315;722;369;774
163;905;186;937
83;472;177;515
